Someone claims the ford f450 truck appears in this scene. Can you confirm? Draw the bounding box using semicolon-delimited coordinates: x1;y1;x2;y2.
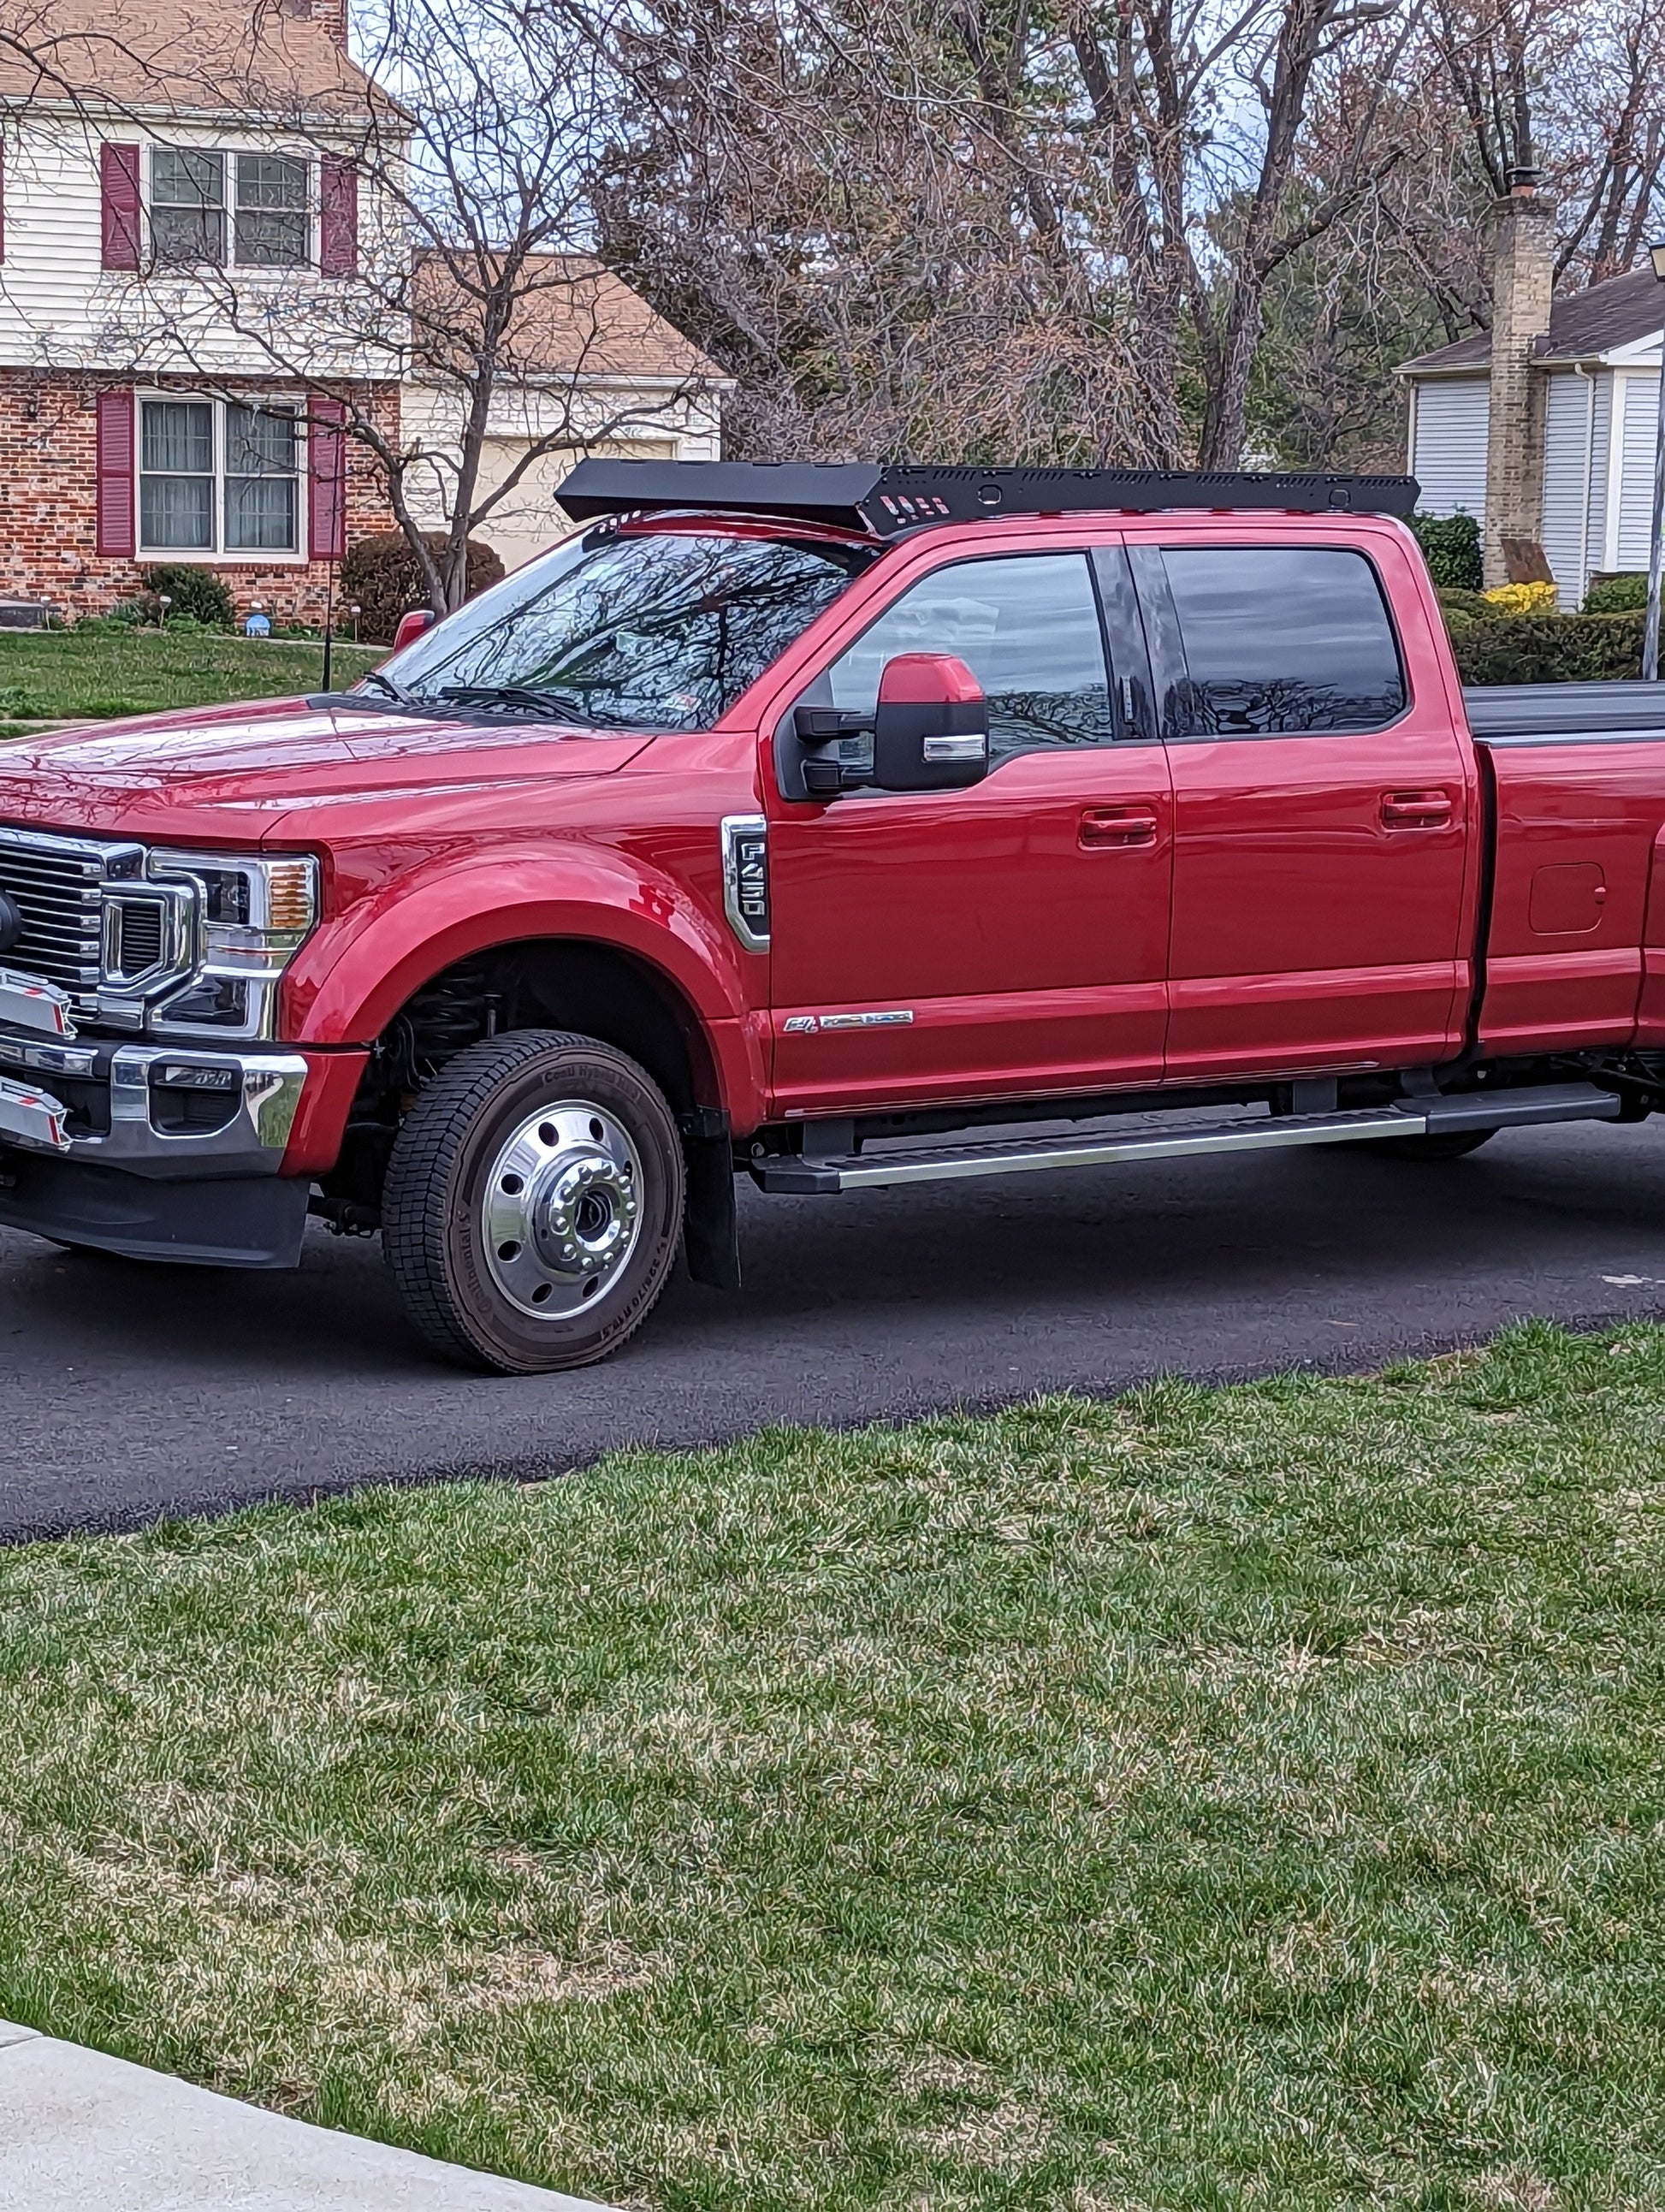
2;459;1662;1373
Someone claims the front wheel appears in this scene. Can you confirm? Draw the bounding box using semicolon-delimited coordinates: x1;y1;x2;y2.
382;1029;685;1374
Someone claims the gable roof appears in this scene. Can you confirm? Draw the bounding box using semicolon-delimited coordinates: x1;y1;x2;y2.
1400;265;1665;377
414;255;728;386
0;0;385;122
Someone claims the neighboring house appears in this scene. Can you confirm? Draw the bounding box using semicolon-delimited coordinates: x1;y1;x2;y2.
0;0;726;620
403;255;726;573
0;0;399;620
1400;183;1665;606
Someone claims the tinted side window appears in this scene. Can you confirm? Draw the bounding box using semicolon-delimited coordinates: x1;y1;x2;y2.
827;552;1112;765
1158;547;1407;738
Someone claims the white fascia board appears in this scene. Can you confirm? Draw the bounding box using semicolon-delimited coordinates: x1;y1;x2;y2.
403;371;734;395
1602;331;1663;368
3;96;403;143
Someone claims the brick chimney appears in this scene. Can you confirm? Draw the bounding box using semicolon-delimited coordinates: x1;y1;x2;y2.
1483;169;1555;589
281;0;349;44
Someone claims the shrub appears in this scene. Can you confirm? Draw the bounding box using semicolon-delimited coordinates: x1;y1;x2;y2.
1436;589;1494;631
340;531;506;645
98;595;164;628
140;565;236;630
1584;572;1650;614
1449;611;1648;685
1409;511;1483;592
1481;579;1561;615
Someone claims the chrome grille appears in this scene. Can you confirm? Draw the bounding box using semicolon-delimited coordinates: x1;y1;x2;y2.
0;825;139;1014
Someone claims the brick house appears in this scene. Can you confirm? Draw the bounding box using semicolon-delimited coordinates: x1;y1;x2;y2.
0;0;726;619
0;0;406;623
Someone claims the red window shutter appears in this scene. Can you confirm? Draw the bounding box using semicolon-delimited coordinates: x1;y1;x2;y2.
308;397;347;560
101;143;141;271
318;158;358;276
96;390;136;559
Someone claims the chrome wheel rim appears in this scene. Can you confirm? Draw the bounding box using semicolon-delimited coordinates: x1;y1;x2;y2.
481;1100;643;1321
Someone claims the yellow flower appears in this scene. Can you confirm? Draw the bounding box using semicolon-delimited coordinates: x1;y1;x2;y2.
1482;581;1560;614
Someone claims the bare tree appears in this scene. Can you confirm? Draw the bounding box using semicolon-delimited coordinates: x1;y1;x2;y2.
0;0;716;614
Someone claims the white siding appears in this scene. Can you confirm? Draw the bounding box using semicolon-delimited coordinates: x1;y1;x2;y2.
1541;369;1602;606
1410;377;1489;518
1615;369;1664;572
0;110;403;379
1585;371;1615;586
400;381;724;571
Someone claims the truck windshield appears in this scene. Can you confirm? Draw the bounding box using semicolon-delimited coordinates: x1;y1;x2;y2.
373;525;880;730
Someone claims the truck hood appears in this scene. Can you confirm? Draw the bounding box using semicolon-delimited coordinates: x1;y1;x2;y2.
0;696;655;844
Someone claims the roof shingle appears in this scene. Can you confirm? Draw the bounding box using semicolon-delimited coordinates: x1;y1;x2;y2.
0;0;382;120
1401;265;1665;376
414;255;726;385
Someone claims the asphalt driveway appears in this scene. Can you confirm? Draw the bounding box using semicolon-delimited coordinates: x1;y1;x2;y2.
3;1117;1663;1540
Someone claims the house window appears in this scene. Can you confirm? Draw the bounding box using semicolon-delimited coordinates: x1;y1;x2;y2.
234;156;309;266
151;151;227;267
138;398;302;555
149;149;310;269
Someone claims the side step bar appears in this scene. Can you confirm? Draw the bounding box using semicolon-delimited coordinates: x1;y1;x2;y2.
753;1082;1623;1195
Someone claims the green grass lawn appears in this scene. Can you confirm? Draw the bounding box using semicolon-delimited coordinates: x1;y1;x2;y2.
0;627;382;727
4;1322;1665;2209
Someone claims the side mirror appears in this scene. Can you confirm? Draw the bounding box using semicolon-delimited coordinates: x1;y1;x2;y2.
873;654;989;792
388;608;436;655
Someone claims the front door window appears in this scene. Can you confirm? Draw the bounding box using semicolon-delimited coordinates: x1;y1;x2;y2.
824;551;1117;764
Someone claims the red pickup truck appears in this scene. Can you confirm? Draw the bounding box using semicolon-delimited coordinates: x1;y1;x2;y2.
1;460;1660;1373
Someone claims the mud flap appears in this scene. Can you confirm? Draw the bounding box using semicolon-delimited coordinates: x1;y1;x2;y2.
681;1125;741;1291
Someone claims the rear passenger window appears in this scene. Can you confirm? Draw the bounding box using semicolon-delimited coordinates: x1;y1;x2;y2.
1158;547;1407;738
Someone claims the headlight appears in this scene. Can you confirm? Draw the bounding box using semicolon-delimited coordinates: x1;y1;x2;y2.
98;851;319;1040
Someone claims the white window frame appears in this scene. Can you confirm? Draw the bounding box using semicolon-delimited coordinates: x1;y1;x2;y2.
134;393;310;565
145;145;316;273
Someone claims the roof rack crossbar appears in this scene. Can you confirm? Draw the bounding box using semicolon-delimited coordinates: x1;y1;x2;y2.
556;459;1420;536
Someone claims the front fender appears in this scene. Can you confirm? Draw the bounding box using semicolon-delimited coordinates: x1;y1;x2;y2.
281;844;769;1126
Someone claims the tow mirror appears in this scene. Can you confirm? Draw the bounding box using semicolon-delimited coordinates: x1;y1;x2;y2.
873;654;989;792
389;608;436;655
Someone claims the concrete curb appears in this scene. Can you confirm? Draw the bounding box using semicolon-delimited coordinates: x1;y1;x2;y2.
0;2023;614;2211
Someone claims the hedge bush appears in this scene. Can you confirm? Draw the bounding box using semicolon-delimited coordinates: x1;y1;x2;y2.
340;532;506;645
1584;572;1650;614
1409;511;1483;592
1448;611;1648;685
1436;589;1496;630
140;565;236;630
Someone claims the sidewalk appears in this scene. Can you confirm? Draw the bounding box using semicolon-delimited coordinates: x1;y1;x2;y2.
0;2021;613;2211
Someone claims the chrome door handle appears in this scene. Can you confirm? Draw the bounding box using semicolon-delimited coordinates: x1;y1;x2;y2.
1080;805;1159;850
1380;790;1454;829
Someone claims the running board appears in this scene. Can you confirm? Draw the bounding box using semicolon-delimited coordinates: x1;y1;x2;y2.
753;1082;1623;1195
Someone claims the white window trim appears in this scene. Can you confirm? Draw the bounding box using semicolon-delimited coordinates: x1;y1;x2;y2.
133;390;311;566
145;145;317;276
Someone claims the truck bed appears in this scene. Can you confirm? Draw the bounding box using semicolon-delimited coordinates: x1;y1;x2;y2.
1464;683;1665;743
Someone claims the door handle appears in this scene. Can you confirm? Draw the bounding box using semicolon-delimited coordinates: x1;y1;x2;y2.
1080;804;1159;850
1380;789;1454;829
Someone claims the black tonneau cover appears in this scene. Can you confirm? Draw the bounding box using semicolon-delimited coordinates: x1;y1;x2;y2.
1464;683;1665;742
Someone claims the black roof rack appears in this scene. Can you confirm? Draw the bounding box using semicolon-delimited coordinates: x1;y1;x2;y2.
556;459;1420;537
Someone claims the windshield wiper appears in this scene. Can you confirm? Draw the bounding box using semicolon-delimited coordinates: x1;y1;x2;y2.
436;683;592;724
342;668;424;710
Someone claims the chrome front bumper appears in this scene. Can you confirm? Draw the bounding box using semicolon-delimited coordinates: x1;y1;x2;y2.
0;970;306;1180
0;973;314;1267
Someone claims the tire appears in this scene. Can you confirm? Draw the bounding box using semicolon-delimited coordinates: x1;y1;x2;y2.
1360;1127;1497;1163
382;1029;685;1375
